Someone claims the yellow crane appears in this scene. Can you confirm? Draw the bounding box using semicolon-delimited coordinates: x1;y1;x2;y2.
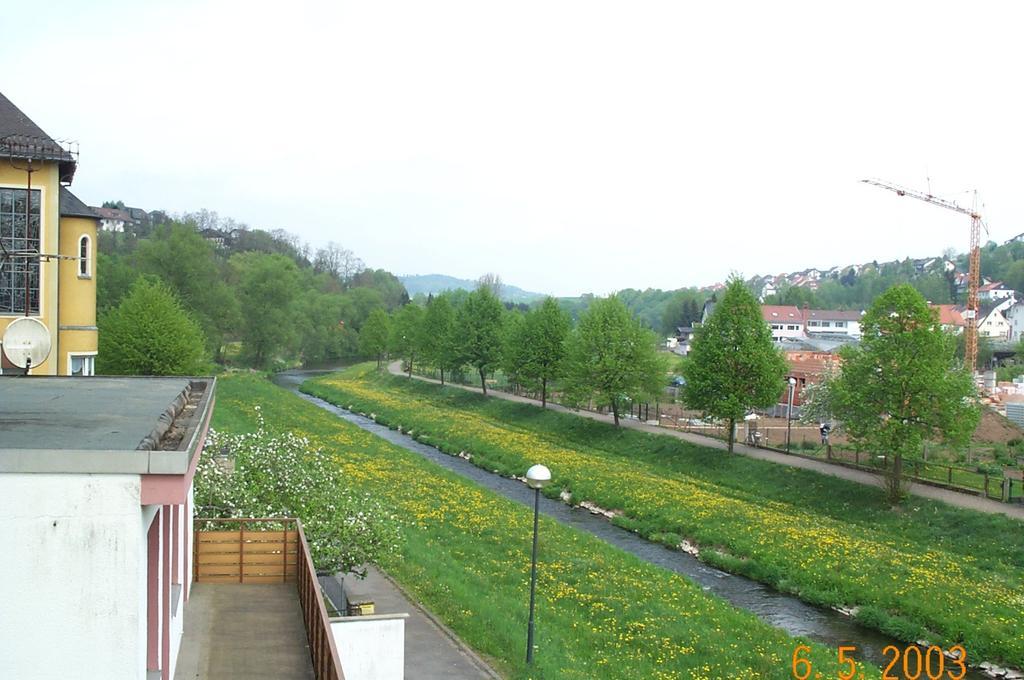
861;178;983;373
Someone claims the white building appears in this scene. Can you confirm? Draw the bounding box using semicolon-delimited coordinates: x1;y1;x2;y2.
804;309;863;338
977;300;1013;340
1005;301;1024;342
979;281;1015;303
0;377;215;680
91;206;133;232
762;305;804;342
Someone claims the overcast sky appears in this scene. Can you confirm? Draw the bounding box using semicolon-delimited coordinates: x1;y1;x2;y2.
3;1;1021;296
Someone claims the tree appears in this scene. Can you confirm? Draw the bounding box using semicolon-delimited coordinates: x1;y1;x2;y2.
682;277;788;452
515;297;571;407
955;331;994;371
359;308;390;367
294;288;352;365
231;252;301;368
421;294;457;384
97;277;209;375
476;272;504;299
828;284;979;504
313;242;364;287
454;286;505;393
563;296;666;426
133;223;241;359
96;252;139;313
389;303;425;377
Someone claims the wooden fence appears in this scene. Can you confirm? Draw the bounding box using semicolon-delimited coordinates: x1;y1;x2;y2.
194;518;299;584
193;518;344;680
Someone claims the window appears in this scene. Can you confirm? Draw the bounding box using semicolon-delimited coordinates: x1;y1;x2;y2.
771;323;782;330
820;321;831;327
808;320;820;327
69;353;95;376
0;188;41;314
78;235;90;277
787;324;799;331
834;321;846;328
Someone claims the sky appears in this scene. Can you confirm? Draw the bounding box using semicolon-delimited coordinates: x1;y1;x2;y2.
2;1;1022;296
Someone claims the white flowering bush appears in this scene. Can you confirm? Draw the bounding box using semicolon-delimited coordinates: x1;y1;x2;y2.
194;406;401;577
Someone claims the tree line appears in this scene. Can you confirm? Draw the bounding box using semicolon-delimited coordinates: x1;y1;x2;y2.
96;211;407;374
681;276;977;504
360;282;668;426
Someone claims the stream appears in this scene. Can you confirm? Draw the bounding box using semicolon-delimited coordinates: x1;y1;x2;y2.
273;368;989;678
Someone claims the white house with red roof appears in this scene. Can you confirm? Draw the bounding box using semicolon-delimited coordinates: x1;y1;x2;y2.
978;281;1015;303
932;304;966;333
762;305;804;342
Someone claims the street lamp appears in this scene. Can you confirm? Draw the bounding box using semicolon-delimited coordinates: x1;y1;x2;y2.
786;377;797;452
525;463;551;665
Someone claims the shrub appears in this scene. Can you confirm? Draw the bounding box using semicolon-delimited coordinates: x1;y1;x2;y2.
97;277;209;375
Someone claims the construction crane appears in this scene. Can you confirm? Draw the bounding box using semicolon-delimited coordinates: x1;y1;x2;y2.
861;178;983;373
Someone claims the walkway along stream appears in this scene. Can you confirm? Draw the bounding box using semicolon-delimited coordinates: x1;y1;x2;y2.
273;370;995;679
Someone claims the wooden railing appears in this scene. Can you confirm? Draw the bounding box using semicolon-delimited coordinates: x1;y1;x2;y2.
193;518;344;680
295;519;345;680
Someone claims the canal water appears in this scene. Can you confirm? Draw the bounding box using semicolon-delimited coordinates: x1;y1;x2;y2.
273;369;988;678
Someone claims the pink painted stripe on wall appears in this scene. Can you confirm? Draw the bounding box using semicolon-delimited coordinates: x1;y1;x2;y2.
172;505;179;586
147;513;159;671
162;506;171;680
184;497;191;602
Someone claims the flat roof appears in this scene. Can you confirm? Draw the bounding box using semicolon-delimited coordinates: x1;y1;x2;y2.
1;377;191;449
0;377;215;474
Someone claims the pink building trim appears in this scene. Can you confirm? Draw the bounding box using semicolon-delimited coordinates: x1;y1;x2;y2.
147;520;159;671
161;507;171;680
140;401;213;506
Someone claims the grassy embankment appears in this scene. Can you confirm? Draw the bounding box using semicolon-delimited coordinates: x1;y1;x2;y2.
303;365;1024;669
213;372;873;679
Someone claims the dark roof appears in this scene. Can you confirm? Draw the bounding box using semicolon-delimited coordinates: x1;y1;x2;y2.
91;206;134;221
0;92;77;183
805;309;862;321
59;187;98;219
977;301;1007;320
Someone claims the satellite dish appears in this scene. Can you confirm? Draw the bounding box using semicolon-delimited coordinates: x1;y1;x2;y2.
2;317;51;370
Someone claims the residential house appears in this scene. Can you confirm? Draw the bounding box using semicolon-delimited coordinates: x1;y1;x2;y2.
0;92;99;375
932;304;966;333
977;300;1012;341
803;309;863;338
671;326;696;355
978;280;1015;302
762;305;804;342
1004;301;1024;342
92;205;135;233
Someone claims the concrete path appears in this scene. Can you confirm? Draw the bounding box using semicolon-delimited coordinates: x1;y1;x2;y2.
333;567;500;680
386;361;1024;521
174;583;314;680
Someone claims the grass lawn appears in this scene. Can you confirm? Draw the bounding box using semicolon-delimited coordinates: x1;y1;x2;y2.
212;372;874;679
303;365;1024;669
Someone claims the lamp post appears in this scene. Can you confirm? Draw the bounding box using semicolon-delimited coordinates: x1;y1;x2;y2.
525;463;550;665
786;377;797;452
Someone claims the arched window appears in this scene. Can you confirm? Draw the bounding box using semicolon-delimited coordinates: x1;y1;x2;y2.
78;235;90;277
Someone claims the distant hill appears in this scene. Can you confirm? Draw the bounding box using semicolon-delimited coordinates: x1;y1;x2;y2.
400;274;546;304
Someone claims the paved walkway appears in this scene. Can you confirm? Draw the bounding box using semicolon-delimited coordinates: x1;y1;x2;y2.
387;361;1024;521
333;567;500;680
174;583;314;680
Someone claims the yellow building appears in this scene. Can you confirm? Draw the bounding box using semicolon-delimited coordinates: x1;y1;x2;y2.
1;92;98;375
